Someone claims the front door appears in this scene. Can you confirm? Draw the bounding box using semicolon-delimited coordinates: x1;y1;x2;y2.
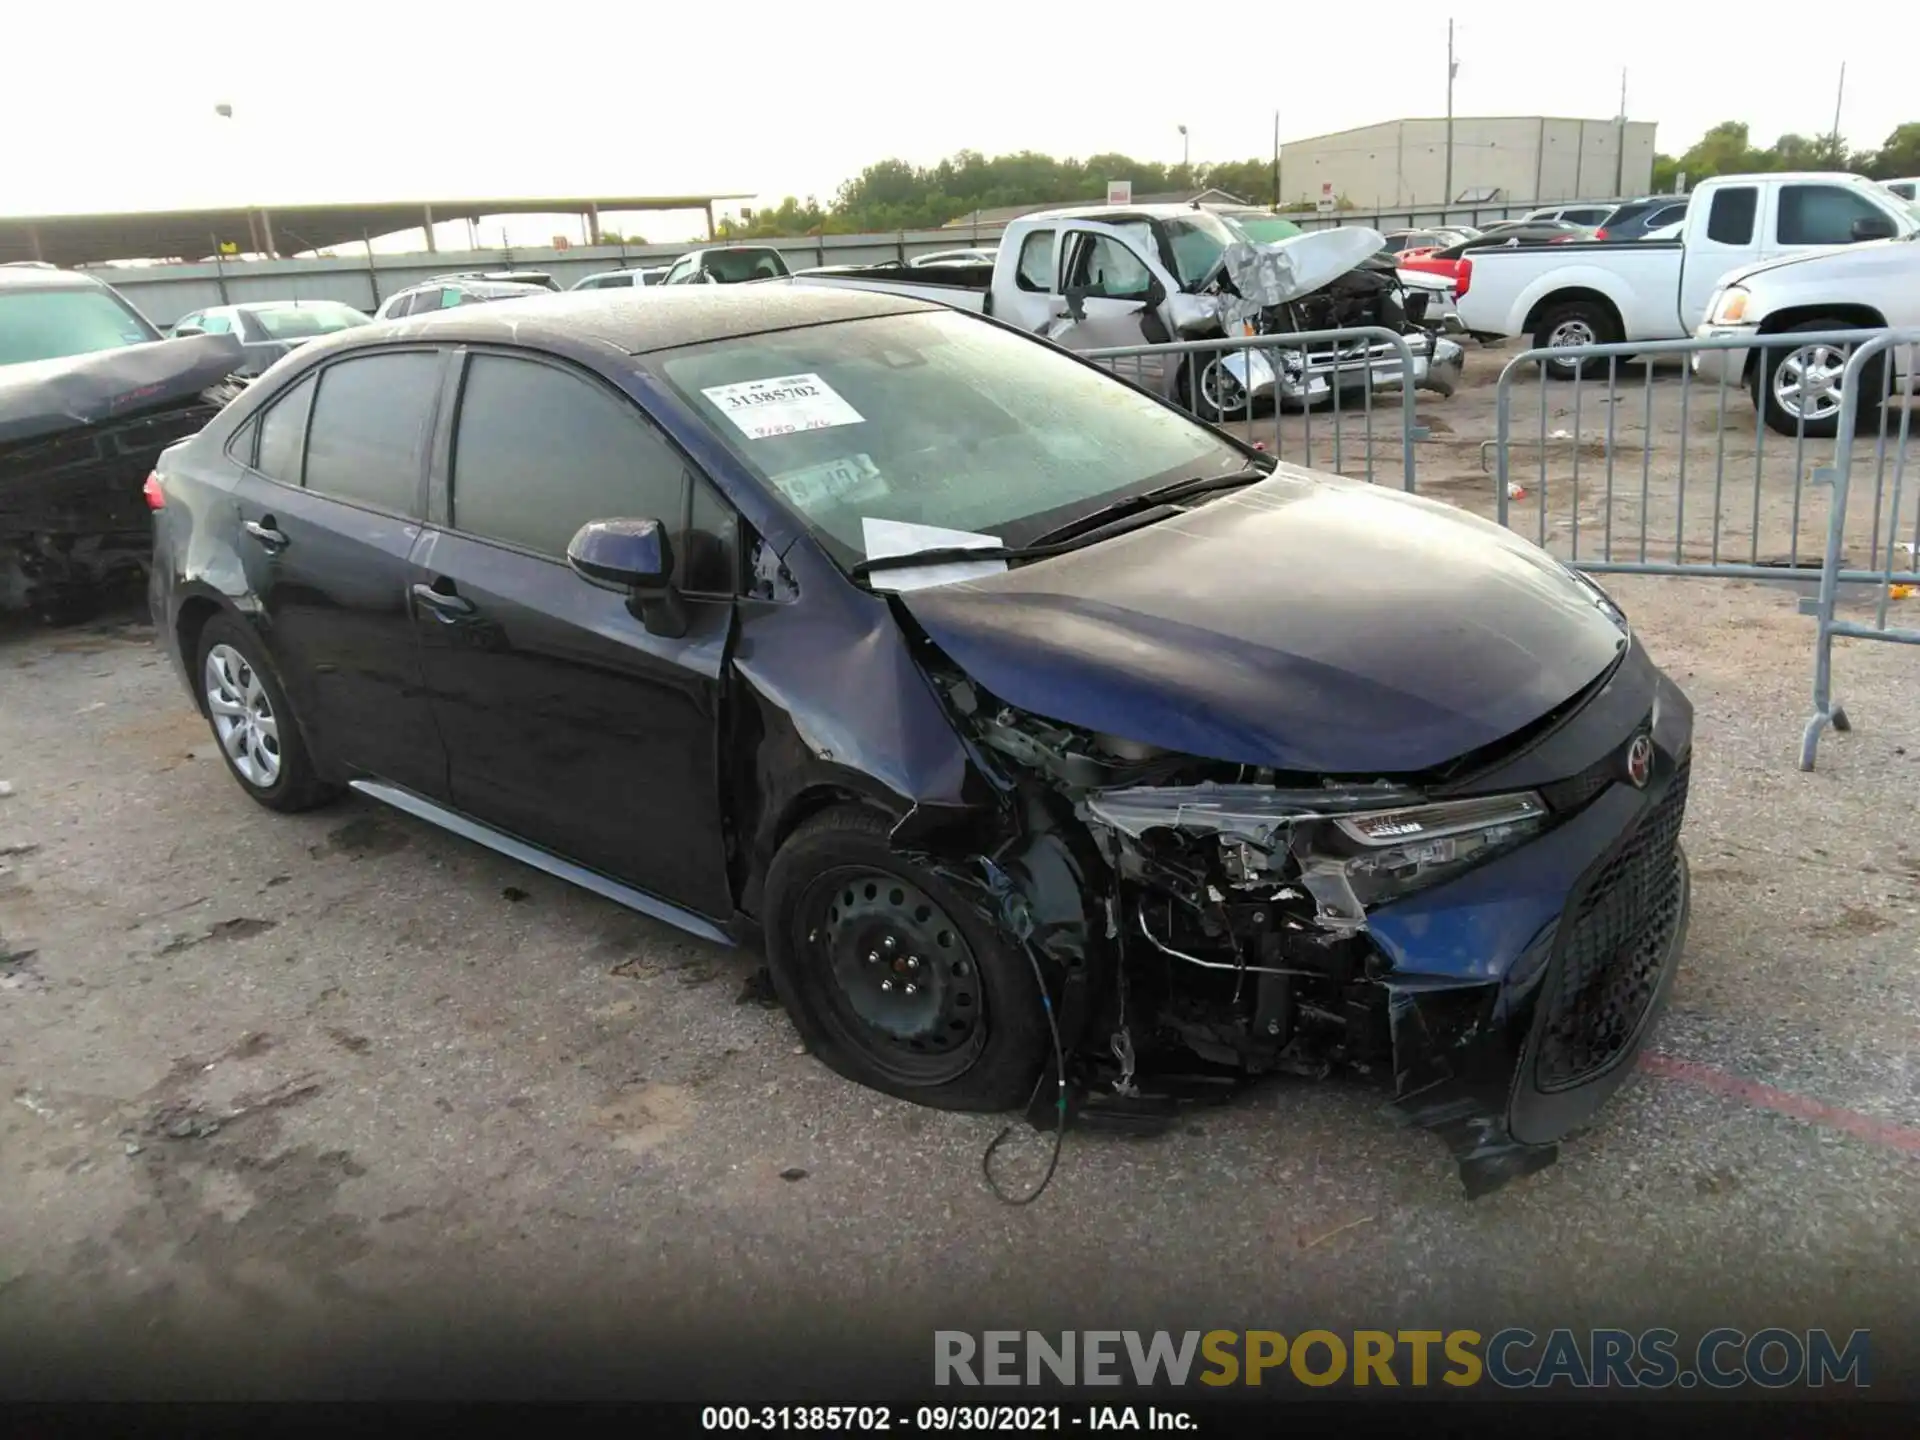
229;348;452;798
412;348;736;920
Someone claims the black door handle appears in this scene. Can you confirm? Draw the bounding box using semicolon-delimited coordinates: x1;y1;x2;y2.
411;582;477;622
243;518;289;548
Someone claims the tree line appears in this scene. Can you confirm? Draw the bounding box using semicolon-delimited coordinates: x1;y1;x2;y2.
710;123;1920;240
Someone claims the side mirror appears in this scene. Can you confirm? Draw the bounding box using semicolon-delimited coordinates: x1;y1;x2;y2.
1144;275;1167;308
1851;215;1898;242
566;517;687;637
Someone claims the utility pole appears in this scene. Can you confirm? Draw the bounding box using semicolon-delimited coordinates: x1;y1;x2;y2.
1272;110;1281;209
1444;20;1457;209
1178;123;1189;172
1614;68;1627;197
1831;62;1847;163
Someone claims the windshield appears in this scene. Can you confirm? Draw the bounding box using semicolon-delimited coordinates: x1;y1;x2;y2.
1224;214;1305;245
654;309;1246;567
0;286;158;366
249;303;370;341
1157;212;1242;287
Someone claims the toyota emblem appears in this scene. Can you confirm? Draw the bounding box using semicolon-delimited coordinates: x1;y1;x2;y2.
1625;734;1654;789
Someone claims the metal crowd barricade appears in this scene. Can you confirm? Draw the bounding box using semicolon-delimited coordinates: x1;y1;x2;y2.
1079;329;1429;491
1480;327;1919;771
1800;329;1920;770
1486;330;1914;580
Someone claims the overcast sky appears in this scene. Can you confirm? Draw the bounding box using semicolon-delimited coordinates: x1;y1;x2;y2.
5;0;1909;244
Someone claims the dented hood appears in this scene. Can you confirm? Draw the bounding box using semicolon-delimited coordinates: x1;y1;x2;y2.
899;469;1629;775
0;334;246;447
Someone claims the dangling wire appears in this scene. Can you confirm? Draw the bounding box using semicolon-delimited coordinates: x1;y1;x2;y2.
981;936;1068;1206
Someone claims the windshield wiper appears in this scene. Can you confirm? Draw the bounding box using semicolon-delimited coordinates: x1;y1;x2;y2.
849;541;1071;582
1025;463;1274;548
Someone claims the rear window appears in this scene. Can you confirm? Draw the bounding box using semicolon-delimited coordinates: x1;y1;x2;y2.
303;351;440;515
249;304;369;341
703;250;787;282
1706;187;1758;245
0;287;157;366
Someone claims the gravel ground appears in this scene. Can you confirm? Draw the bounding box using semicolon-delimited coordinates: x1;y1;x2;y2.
3;360;1920;1399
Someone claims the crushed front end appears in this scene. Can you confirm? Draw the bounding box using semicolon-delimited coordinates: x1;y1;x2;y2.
0;335;245;621
924;631;1692;1198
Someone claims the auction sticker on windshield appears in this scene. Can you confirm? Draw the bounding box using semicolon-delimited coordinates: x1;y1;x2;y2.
773;454;888;510
701;373;864;439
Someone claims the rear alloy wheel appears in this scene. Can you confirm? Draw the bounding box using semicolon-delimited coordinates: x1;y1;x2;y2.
1189;356;1251;423
1753;321;1885;440
1532;301;1619;380
761;806;1047;1111
195;615;339;813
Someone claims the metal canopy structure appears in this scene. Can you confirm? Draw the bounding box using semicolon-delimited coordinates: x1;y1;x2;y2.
0;193;757;266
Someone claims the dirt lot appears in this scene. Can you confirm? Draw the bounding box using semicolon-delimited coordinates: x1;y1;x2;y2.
4;351;1920;1398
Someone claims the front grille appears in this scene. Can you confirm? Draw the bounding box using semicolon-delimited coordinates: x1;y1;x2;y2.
1535;756;1690;1091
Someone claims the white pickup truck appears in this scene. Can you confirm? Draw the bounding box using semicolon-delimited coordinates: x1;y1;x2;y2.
1692;230;1920;436
1452;172;1919;377
785;203;1463;420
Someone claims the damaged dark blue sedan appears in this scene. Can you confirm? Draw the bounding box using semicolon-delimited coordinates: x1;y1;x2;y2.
146;286;1692;1195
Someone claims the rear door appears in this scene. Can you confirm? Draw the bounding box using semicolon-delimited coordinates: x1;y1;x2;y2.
411;348;736;918
227;348;451;797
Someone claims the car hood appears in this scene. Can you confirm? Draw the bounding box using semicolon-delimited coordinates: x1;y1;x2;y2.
0;333;246;446
898;468;1629;775
1724;235;1919;289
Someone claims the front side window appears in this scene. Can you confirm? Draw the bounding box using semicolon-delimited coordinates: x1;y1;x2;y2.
197;312;235;334
654;309;1244;570
1064;232;1152;300
1777;184;1890;245
302;351;440;514
449;354;686;558
662;258;695;285
0;287;157;365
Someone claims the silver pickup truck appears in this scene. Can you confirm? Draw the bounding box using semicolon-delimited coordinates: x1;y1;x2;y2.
786;203;1463;420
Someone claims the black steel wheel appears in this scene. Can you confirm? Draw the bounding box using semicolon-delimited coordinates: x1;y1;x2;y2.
761;806;1047;1111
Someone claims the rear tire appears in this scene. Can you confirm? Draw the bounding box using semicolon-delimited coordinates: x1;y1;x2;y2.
1532;301;1619;380
1753;319;1885;440
194;614;339;813
761;805;1048;1113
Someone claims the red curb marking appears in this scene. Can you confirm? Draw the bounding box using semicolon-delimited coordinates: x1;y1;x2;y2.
1638;1051;1920;1158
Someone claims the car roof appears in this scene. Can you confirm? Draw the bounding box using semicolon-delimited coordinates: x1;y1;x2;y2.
332;285;942;358
1022;202;1216;222
0;262;114;293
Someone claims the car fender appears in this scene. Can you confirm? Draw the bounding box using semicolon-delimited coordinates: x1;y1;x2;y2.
1509;264;1638;336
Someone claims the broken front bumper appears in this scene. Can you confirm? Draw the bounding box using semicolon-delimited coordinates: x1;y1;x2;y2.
1258;333;1465;404
1364;646;1694;1194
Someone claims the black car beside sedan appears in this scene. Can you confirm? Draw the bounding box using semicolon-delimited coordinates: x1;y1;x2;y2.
145;286;1694;1195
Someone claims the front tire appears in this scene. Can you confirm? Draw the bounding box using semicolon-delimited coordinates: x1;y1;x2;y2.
1182;354;1255;424
195;614;339;813
1753;320;1885;440
1532;301;1619;379
761;806;1048;1112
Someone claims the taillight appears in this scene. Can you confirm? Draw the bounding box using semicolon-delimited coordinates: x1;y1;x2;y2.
1455;259;1472;299
1593;228;1609;241
143;471;165;509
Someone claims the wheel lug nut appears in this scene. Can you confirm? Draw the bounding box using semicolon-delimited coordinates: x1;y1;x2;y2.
904;983;917;996
906;956;920;970
867;950;880;964
881;935;897;952
880;979;894;992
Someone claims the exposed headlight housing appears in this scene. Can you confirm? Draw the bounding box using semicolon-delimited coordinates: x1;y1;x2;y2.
1709;286;1751;325
1320;792;1548;909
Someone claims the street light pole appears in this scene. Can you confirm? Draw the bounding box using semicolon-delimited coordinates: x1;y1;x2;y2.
1444;21;1457;209
1178;123;1189;173
1614;69;1627;197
